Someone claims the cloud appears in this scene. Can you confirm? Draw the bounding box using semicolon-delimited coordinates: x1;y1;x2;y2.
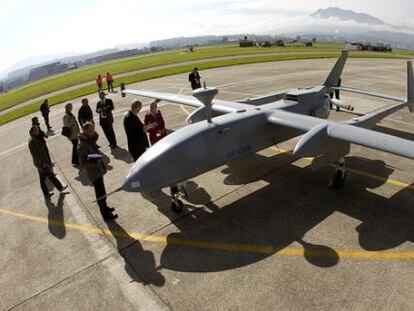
1;0;413;76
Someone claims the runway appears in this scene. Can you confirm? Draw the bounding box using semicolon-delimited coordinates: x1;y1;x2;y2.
1;57;414;310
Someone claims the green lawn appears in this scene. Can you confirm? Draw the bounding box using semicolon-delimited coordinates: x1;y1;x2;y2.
0;44;414;125
0;42;348;112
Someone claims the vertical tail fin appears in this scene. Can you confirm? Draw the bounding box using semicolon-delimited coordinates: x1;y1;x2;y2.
408;61;413;112
323;50;349;89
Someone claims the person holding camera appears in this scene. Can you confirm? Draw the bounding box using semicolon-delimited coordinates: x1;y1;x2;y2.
78;122;118;221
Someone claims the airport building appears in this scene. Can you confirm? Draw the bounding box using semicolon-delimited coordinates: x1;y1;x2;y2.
84;49;142;64
28;62;70;81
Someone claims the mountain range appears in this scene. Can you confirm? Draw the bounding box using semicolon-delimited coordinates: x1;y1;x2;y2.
311;7;385;25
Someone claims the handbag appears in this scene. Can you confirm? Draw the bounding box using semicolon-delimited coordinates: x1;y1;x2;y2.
61;126;71;138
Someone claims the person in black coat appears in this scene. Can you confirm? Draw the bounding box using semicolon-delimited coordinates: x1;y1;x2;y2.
28;126;67;198
188;67;201;90
40;99;52;130
96;91;117;148
123;100;157;161
32;116;52;164
78;98;94;126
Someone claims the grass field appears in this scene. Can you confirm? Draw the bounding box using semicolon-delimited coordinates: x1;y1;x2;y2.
1;43;413;125
1;43;347;111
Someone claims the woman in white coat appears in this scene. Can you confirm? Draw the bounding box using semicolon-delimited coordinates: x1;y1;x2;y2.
63;103;80;166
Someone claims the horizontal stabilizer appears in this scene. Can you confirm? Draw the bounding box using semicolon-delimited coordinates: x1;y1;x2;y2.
346;101;407;128
335;86;405;102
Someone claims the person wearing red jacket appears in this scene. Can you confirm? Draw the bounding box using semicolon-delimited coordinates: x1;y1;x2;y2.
144;100;181;211
144;100;166;145
106;72;114;92
96;74;103;92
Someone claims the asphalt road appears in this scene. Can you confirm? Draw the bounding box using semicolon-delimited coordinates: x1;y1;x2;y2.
1;57;414;311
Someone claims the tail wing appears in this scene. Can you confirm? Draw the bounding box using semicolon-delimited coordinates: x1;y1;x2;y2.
323;50;348;89
408;61;413;112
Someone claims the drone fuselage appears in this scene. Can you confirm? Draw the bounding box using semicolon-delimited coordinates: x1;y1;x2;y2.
122;87;329;192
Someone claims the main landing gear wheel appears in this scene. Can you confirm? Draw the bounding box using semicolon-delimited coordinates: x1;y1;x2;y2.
328;157;346;189
170;185;184;213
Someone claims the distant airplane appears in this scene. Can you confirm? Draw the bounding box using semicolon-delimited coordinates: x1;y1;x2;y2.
117;50;413;212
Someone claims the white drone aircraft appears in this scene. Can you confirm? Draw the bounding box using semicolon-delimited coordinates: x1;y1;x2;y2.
118;50;413;212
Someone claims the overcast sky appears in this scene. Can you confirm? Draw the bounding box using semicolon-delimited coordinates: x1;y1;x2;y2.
1;0;413;76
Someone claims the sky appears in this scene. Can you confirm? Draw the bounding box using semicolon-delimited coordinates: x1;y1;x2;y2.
1;0;413;76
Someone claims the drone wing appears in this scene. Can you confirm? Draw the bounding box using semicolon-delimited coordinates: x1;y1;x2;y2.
123;89;249;113
266;109;414;160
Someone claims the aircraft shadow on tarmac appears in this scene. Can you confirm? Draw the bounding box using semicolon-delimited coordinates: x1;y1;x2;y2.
373;125;414;142
142;151;414;273
45;193;67;239
106;221;165;287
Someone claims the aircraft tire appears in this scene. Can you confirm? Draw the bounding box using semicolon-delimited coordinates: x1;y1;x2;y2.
171;199;184;213
329;170;345;189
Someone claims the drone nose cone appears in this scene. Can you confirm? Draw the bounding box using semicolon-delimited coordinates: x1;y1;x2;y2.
122;161;148;192
122;174;142;192
121;141;171;192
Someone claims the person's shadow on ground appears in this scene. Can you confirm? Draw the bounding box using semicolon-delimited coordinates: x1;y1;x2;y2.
183;181;220;212
101;151;113;171
45;193;67;239
106;221;165;287
111;146;133;164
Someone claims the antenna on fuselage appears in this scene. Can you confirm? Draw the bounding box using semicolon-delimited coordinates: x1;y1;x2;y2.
192;86;218;123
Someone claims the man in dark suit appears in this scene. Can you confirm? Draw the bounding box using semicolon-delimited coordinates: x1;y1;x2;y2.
40;99;52;130
78;98;94;126
188;67;201;90
123;100;156;161
96;91;117;148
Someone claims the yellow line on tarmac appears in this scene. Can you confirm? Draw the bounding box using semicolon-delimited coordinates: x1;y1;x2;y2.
178;83;191;116
345;167;414;190
1;207;414;260
179;105;191;116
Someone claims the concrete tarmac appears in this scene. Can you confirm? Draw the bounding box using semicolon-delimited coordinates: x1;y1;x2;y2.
1;57;414;310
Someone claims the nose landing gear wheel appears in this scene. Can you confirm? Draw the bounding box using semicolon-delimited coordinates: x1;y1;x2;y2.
328;157;346;189
171;199;183;213
328;170;346;189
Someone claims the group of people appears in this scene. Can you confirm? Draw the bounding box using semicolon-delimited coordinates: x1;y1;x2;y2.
29;92;167;221
96;72;115;93
29;66;204;221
